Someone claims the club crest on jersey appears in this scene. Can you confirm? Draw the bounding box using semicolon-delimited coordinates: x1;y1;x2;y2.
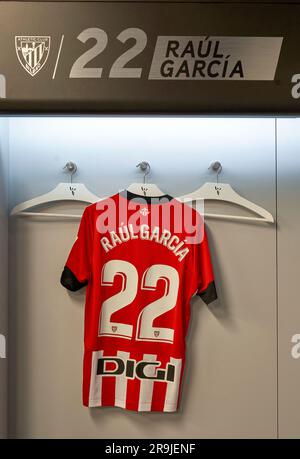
139;207;150;216
111;326;118;333
154;330;160;337
97;357;176;382
15;36;50;76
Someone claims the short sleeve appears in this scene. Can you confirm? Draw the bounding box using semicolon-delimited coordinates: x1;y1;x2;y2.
60;206;93;291
194;226;218;305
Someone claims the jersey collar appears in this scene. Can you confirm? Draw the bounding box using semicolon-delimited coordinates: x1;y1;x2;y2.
120;190;174;204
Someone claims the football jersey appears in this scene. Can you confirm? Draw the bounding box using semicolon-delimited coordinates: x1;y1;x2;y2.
61;190;217;412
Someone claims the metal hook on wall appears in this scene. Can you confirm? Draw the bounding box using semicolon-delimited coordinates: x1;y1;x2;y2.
63;161;77;184
136;161;151;184
209;161;222;184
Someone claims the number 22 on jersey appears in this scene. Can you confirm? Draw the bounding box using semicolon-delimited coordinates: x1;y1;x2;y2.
99;260;179;344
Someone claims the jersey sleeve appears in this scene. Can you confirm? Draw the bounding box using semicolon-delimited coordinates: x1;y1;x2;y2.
60;206;93;291
194;225;218;305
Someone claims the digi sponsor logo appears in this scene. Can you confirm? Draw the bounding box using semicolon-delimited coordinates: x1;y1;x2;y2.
291;334;300;359
149;36;283;81
15;36;50;77
0;334;6;359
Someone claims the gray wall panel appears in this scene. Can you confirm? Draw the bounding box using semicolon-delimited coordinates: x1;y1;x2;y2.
277;118;300;439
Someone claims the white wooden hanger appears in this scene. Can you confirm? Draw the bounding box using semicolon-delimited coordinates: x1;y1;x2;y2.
10;162;101;219
126;162;166;197
179;162;274;223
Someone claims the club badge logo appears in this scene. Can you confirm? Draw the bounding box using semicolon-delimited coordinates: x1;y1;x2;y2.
139;207;150;216
15;36;50;77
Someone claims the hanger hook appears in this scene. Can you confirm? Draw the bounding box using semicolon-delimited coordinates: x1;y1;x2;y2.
63;161;77;184
136;161;150;184
209;161;222;184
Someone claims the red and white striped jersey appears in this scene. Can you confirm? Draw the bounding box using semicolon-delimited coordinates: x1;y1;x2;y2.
61;191;217;412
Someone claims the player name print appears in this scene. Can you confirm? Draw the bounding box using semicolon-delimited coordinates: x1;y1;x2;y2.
100;224;190;261
149;36;283;80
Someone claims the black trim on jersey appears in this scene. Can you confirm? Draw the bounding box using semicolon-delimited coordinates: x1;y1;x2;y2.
197;281;217;305
60;266;87;292
120;190;173;204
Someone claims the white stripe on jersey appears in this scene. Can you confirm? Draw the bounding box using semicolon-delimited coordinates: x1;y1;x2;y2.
138;354;157;411
163;357;182;412
115;351;130;408
88;350;104;407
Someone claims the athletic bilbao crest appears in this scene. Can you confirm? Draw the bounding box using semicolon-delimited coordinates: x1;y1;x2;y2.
15;36;50;76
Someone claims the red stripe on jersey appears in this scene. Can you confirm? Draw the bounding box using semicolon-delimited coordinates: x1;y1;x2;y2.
151;381;168;412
